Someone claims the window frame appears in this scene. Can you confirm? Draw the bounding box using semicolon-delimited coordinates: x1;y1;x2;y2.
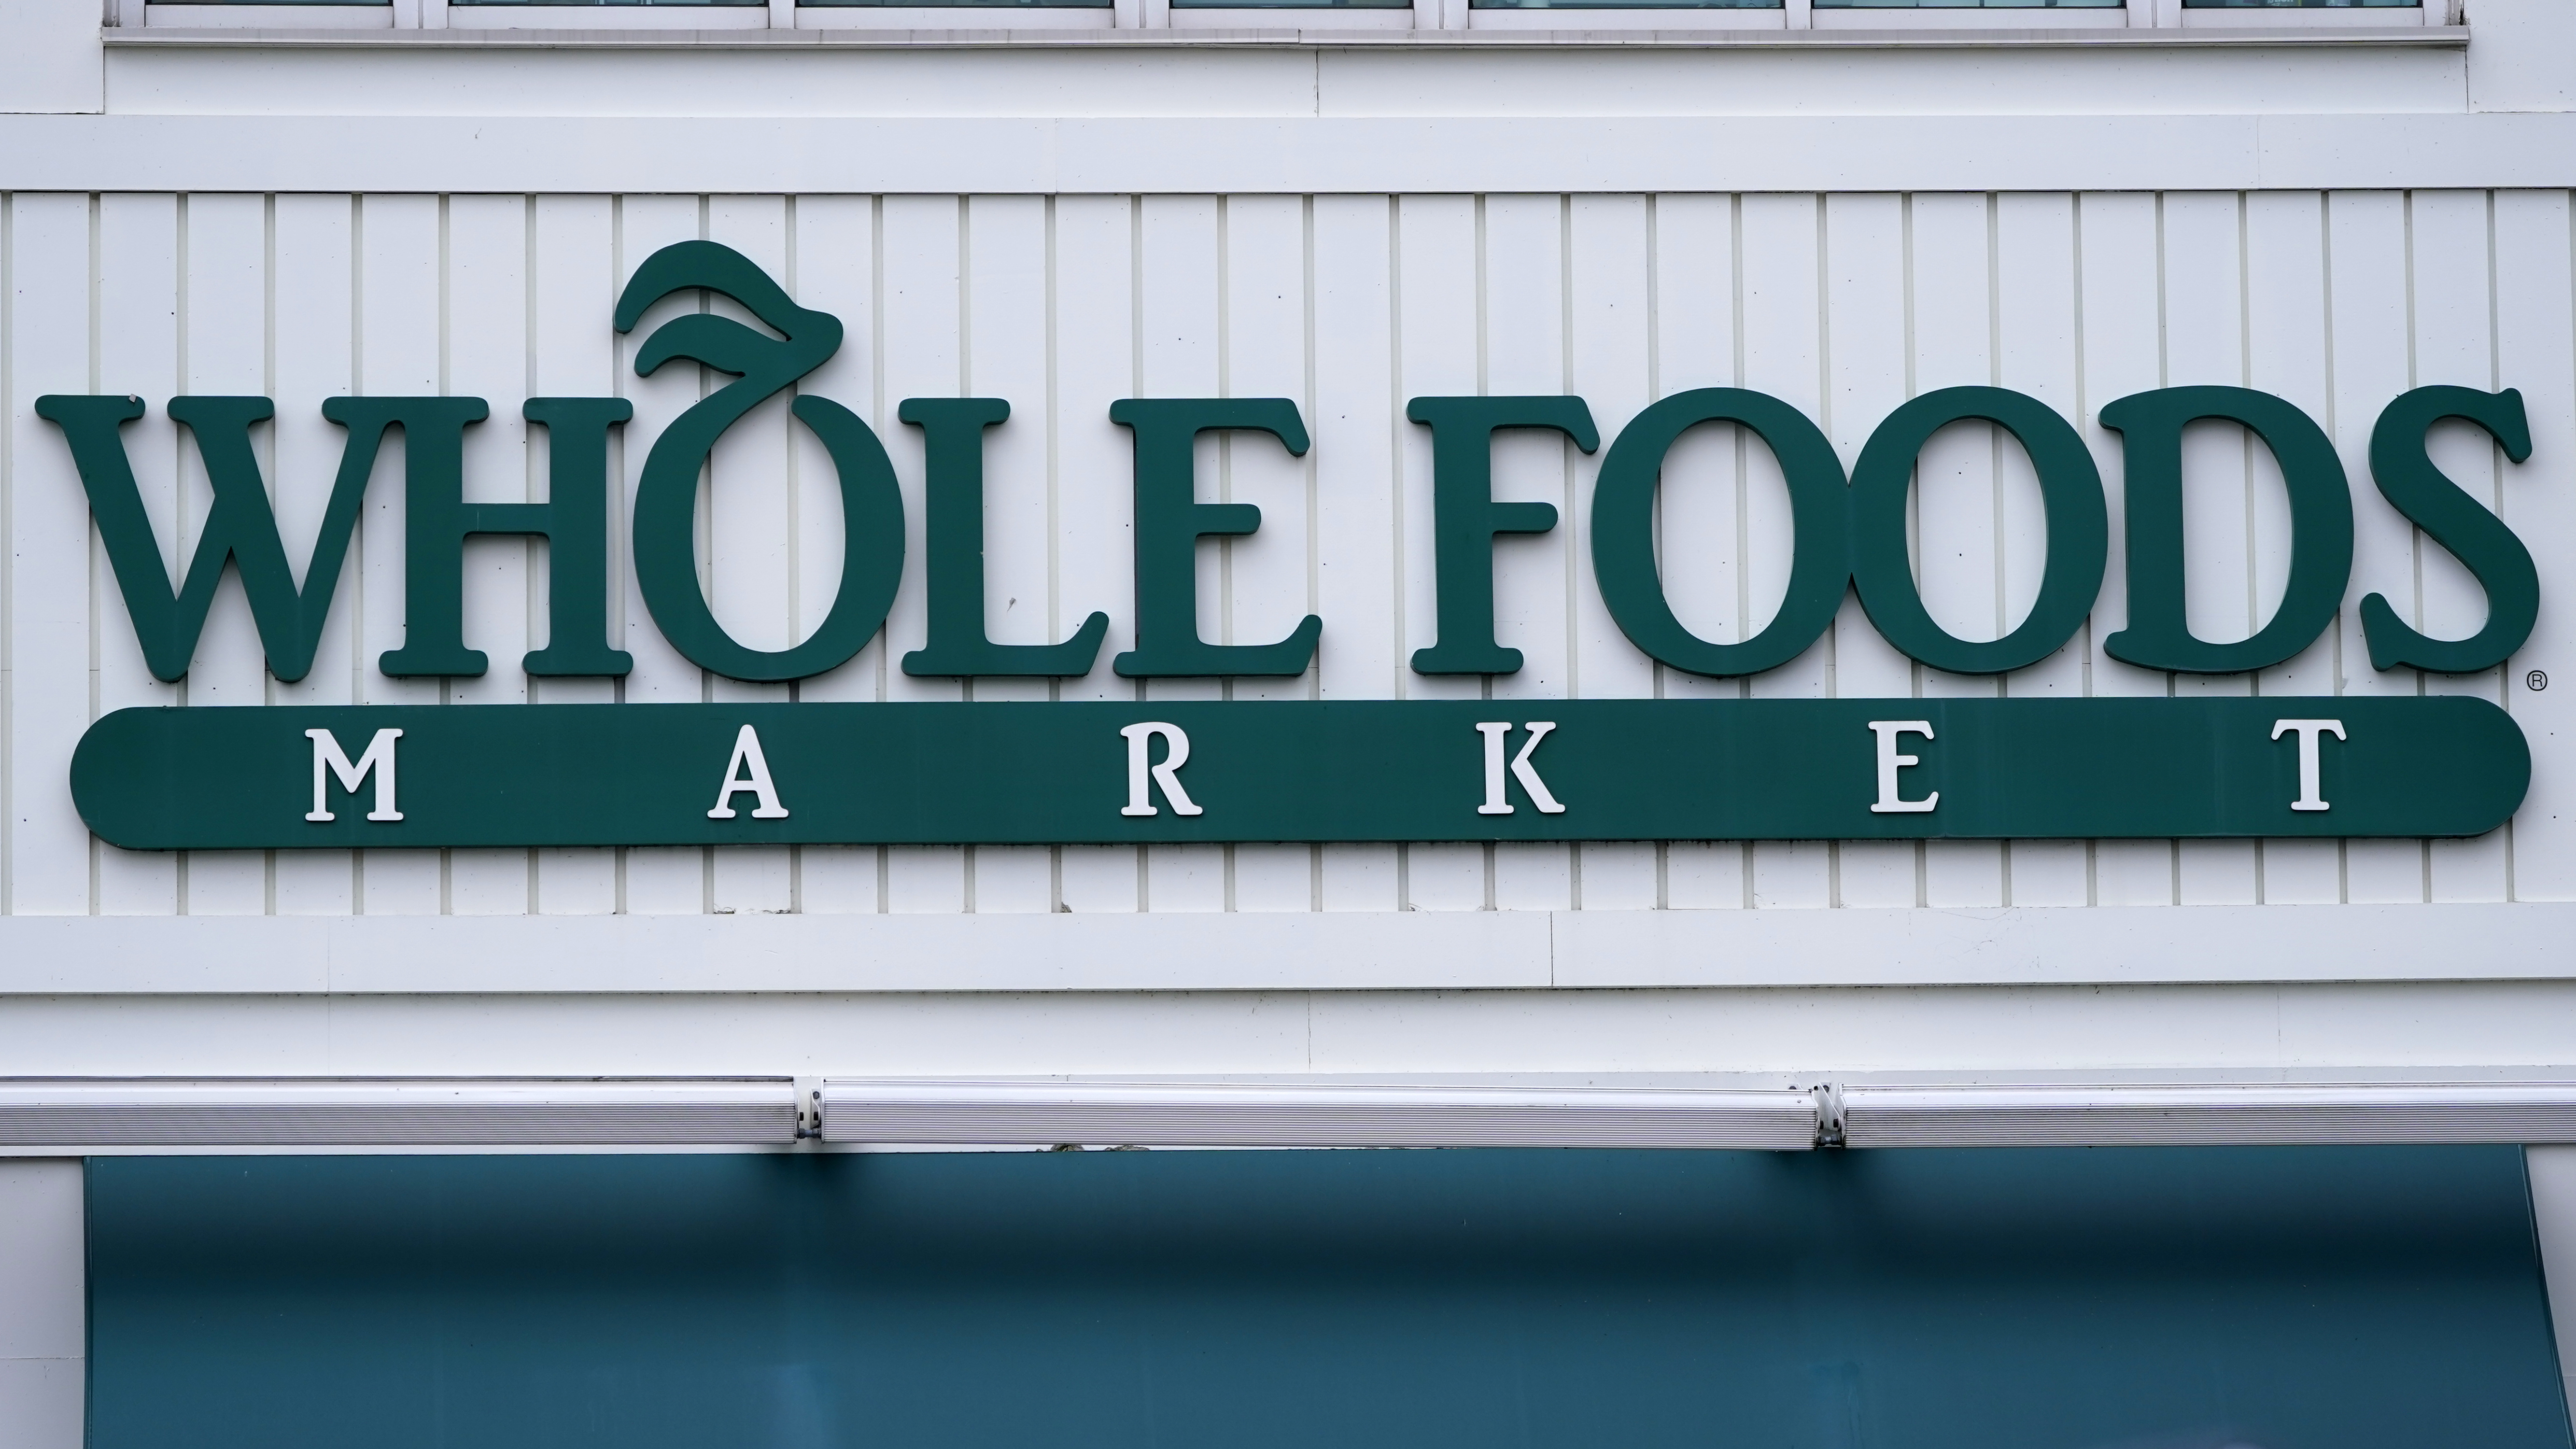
2174;3;2431;26
118;0;2446;37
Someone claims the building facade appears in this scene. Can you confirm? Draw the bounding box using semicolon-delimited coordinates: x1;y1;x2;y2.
3;1;2576;1444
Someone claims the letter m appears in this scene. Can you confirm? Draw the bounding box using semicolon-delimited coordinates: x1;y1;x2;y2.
36;394;481;683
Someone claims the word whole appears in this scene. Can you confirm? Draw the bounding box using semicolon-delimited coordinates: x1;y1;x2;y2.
40;240;2542;696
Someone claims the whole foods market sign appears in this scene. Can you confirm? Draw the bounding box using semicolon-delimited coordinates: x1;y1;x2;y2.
49;243;2534;850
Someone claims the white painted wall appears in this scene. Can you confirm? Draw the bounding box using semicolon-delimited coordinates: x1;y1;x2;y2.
0;2;100;115
1;185;2564;926
0;177;2562;1068
0;1161;81;1449
2469;0;2576;113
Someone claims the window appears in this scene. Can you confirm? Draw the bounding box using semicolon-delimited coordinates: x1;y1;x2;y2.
1816;0;2120;10
128;0;2440;30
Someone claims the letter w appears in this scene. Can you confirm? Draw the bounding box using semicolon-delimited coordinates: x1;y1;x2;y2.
37;394;479;683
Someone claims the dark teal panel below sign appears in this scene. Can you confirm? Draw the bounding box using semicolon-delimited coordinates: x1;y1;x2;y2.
70;696;2528;848
87;1148;2573;1449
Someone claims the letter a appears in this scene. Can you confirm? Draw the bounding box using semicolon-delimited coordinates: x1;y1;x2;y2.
708;724;791;820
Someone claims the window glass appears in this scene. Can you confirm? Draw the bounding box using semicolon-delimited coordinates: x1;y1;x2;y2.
1815;0;2118;10
2181;0;2417;7
449;0;765;8
1169;0;1408;11
1472;0;1777;11
802;0;1111;10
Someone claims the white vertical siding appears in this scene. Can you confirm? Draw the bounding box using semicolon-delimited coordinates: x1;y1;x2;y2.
5;189;2567;920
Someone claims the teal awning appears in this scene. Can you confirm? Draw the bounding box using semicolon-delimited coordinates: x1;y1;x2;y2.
88;1145;2574;1449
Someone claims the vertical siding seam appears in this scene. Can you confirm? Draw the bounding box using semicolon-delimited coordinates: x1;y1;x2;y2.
174;191;192;916
784;194;804;916
2400;191;2432;904
1477;194;1493;913
523;194;542;917
608;193;627;916
1816;193;1840;910
2239;192;2260;646
1216;194;1234;914
1301;194;1319;698
1128;194;1144;913
352;193;368;916
1900;193;1924;909
1216;195;1232;654
1987;192;2011;908
2489;188;2514;903
1045;195;1065;912
2320;189;2348;905
1730;192;1752;912
1302;194;1323;914
84;196;100;918
1646;195;1667;911
438;192;456;919
1474;194;1487;400
1388;195;1410;911
263;192;280;917
1387;196;1407;707
1987;193;2006;653
1560;194;1579;911
871;193;889;915
2241;193;2266;907
2153;191;2176;905
1560;194;1577;703
2071;192;2098;908
1045;195;1062;659
787;195;804;663
1731;192;1749;667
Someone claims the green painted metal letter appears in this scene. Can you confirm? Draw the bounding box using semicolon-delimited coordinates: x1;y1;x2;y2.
39;393;405;683
1404;396;1598;676
898;396;1109;678
1108;397;1320;679
617;240;902;683
1849;387;2106;675
2099;386;2353;675
378;397;636;678
2360;386;2538;675
1591;388;1851;679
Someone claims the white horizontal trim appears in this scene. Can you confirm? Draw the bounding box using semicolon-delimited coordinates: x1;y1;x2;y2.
0;1078;802;1146
0;911;1554;994
1839;1082;2576;1146
0;112;2529;192
0;903;2569;996
103;19;2456;41
823;1078;1825;1146
14;1075;2576;1149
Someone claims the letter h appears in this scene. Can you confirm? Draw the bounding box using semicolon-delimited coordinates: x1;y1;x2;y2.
380;398;635;678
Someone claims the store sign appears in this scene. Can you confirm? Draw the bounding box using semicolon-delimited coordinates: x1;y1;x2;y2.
48;242;2537;850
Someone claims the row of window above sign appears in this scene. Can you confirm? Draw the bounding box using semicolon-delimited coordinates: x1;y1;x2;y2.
197;0;2414;9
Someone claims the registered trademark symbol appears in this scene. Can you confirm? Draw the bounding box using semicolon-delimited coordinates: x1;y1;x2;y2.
2531;670;2550;692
